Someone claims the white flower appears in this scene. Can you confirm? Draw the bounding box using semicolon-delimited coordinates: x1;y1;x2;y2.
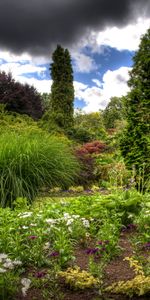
0;253;8;261
3;261;14;269
45;218;56;224
4;258;12;263
30;223;37;227
82;219;90;228
66;219;73;226
19;212;33;218
21;278;31;296
22;287;28;297
63;213;70;219
21;278;31;287
72;214;80;219
43;242;51;250
0;268;6;273
22;226;28;229
13;260;22;266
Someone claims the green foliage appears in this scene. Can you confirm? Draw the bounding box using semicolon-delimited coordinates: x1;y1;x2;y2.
0;105;40;134
50;45;74;130
41;92;51;111
73;110;106;142
120;28;150;190
102;96;125;129
0;131;79;207
95;154;131;188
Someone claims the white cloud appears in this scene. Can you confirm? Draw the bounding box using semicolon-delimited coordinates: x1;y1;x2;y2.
18;76;52;94
90;17;150;52
75;66;131;113
0;60;51;94
92;78;102;87
74;81;88;99
0;50;31;63
72;51;97;73
101;66;131;100
0;62;46;77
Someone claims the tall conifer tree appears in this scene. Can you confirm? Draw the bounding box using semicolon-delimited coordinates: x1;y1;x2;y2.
50;45;74;129
120;28;150;190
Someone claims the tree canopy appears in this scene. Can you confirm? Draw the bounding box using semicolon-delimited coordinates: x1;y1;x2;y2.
0;71;43;119
103;96;125;129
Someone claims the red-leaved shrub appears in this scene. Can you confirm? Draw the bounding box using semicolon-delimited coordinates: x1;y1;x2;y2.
74;141;107;188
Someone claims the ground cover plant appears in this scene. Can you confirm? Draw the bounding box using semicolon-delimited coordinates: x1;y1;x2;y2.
0;189;149;299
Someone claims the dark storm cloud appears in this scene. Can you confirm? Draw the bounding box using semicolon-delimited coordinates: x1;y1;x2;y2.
0;0;149;56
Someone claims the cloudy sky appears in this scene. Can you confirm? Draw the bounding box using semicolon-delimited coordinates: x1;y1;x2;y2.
0;0;150;112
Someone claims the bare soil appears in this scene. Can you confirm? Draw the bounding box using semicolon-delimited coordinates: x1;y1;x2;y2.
15;231;150;300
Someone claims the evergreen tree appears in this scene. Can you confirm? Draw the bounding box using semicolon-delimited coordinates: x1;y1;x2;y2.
50;45;74;129
120;28;150;190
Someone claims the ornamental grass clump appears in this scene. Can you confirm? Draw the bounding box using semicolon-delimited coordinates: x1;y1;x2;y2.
0;131;79;207
58;266;100;289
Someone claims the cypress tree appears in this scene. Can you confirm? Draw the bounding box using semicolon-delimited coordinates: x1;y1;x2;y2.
120;28;150;190
50;45;74;130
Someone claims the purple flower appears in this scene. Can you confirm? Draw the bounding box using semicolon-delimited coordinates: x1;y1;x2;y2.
143;242;150;249
49;251;59;257
101;247;106;252
28;235;38;240
35;271;46;278
85;248;93;255
127;224;136;229
121;224;137;232
97;241;103;245
85;248;99;255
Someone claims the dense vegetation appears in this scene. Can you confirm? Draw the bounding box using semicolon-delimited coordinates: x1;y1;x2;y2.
120;28;150;190
0;29;149;299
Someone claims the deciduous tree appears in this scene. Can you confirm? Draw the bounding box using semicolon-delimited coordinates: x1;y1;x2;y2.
0;71;43;119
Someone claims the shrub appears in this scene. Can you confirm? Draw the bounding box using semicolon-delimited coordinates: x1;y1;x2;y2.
74;141;107;188
0;131;79;207
79;140;107;155
0;105;39;134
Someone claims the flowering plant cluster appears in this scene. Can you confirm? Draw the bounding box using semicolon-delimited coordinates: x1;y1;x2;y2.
86;240;109;259
0;189;149;298
0;253;22;273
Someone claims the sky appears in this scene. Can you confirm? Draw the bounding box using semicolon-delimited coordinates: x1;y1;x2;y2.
0;0;150;112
